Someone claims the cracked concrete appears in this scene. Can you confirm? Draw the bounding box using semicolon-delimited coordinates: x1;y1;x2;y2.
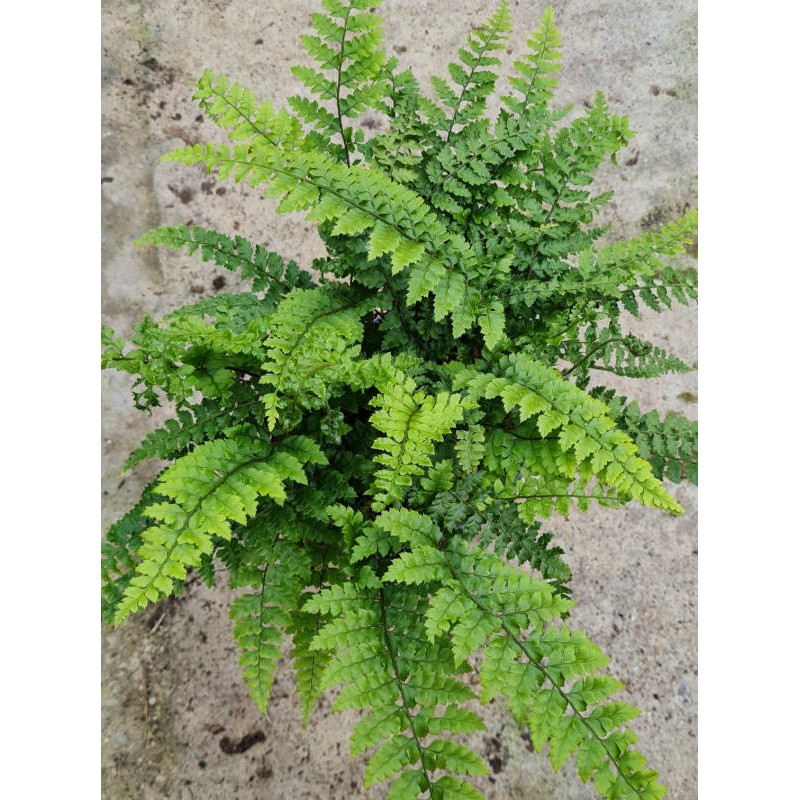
101;1;697;797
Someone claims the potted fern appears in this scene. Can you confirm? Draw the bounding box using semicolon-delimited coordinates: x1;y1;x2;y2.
102;1;697;797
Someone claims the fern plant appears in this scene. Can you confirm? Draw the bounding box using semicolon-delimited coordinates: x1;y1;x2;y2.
102;2;697;797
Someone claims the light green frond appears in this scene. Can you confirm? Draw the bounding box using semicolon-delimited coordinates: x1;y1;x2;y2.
469;353;683;514
427;536;665;800
502;5;562;115
112;436;324;623
304;578;488;798
191;69;305;150
369;375;465;510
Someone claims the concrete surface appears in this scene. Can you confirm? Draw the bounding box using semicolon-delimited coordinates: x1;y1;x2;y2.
101;1;697;797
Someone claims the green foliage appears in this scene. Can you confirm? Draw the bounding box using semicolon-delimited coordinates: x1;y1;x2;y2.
136;225;314;306
103;3;696;798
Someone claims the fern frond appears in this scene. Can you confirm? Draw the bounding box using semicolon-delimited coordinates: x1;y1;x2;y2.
586;209;699;314
290;0;388;162
420;468;574;596
374;511;665;798
368;374;465;511
101;477;164;625
191;69;305;151
511;94;632;272
432;0;512;138
502;4;562;116
562;325;692;388
112;435;327;623
305;573;488;798
228;536;312;714
102;301;270;410
163;141;481;332
464;353;683;514
591;388;698;485
259;285;370;430
289;603;333;725
102;320;191;410
228;488;354;722
361;66;430;184
421;535;665;800
123;385;263;472
135;225;312;304
500;210;697;324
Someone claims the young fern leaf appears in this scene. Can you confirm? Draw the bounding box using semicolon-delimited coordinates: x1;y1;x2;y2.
503;4;562;116
191;68;306;152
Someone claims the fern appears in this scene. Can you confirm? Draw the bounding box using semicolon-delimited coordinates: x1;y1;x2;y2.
502;4;561;116
430;0;512;138
228;532;311;714
258;284;371;430
112;435;327;623
590;388;698;485
136;225;313;304
368;372;465;511
560;322;692;389
103;3;696;798
122;383;264;472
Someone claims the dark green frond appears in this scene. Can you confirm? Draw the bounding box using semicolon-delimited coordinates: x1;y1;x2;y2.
135;225;312;303
430;0;512;138
290;0;389;161
561;325;692;388
591;389;698;485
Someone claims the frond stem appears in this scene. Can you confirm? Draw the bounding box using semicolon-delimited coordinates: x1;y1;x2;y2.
378;586;435;797
335;3;354;166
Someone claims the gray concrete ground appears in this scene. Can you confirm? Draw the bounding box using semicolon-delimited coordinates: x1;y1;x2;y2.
101;1;697;797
